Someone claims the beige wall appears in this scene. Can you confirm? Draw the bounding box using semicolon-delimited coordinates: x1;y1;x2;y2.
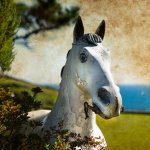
63;0;150;84
10;0;149;84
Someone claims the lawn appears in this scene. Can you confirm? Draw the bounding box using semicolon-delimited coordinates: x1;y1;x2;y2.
97;113;150;150
0;77;149;150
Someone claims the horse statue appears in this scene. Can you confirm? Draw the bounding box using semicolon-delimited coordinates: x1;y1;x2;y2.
27;16;123;149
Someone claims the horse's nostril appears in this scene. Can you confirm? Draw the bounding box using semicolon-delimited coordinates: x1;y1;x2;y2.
98;88;111;105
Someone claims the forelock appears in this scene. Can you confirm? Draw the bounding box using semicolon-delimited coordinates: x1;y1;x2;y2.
77;33;102;45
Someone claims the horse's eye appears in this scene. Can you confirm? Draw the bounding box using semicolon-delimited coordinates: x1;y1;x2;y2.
80;52;88;63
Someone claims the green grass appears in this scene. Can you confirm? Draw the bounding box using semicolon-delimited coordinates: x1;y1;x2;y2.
0;76;58;109
97;113;150;150
0;77;150;149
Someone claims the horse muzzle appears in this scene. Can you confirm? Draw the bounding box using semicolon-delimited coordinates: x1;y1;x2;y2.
91;86;123;119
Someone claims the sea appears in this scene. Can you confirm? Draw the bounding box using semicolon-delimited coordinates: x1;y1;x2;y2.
120;85;150;113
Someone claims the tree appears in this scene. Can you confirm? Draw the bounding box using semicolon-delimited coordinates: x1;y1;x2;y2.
0;0;19;72
15;0;79;40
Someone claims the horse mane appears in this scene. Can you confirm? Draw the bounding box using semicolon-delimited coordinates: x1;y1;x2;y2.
75;33;102;45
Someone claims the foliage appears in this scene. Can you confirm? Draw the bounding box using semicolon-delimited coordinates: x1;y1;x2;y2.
0;0;20;71
0;76;58;109
42;121;107;150
0;87;42;149
16;0;79;29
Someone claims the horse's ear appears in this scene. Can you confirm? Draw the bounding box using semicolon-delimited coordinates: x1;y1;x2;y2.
73;16;84;42
95;20;105;40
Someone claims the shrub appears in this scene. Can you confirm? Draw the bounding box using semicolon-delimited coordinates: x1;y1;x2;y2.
0;87;42;149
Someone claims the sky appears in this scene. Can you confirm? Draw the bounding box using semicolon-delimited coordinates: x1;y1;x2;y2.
9;0;150;85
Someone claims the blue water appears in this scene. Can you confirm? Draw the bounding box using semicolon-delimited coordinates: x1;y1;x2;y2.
119;85;150;113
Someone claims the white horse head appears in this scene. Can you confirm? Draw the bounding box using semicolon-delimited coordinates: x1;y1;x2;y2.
27;16;123;149
62;16;122;119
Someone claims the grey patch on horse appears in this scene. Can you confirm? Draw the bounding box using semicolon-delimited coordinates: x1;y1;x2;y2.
61;66;65;77
61;50;70;78
67;50;70;58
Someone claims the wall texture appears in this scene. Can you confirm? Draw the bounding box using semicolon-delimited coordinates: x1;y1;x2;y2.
9;0;149;84
63;0;150;84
